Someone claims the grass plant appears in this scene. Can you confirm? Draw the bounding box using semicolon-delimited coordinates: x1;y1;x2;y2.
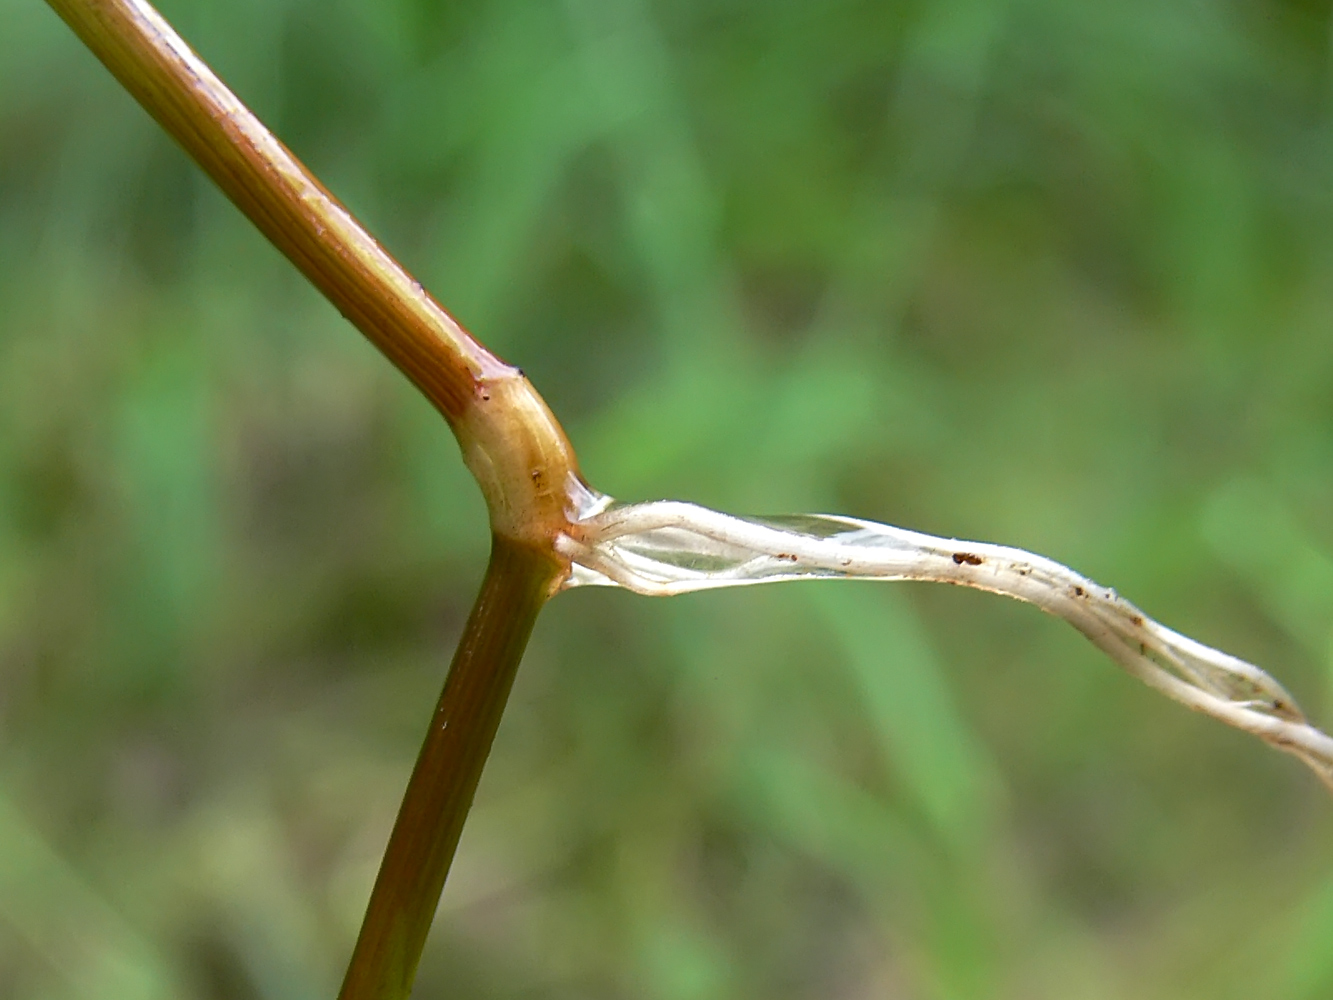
8;0;1333;997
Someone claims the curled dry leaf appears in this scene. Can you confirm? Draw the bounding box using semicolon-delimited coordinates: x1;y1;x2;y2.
557;499;1333;791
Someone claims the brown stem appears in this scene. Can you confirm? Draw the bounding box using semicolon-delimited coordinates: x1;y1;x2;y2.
339;538;560;1000
43;0;584;557
44;0;497;423
45;1;590;996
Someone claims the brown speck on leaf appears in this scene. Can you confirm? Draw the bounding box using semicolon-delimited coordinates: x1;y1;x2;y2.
952;552;983;566
1073;585;1085;597
776;553;798;562
1130;614;1144;627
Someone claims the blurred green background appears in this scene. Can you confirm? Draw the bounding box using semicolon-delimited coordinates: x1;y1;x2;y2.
2;0;1333;996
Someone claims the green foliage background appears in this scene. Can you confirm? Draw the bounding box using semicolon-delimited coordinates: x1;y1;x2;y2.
3;0;1333;996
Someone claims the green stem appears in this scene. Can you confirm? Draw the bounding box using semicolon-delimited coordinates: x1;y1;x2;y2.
339;537;560;1000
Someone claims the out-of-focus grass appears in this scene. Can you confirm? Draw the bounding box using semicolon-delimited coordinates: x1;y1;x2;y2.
2;0;1333;996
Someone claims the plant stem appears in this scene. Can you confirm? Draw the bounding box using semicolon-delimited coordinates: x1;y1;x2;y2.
46;1;588;996
44;0;500;422
46;0;582;548
340;537;560;1000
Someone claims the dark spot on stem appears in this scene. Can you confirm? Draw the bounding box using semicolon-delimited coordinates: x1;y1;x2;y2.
952;552;983;566
1073;585;1085;597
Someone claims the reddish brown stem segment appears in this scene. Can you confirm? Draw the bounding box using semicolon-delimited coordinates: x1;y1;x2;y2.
45;1;587;998
339;538;560;1000
45;0;508;423
44;0;582;549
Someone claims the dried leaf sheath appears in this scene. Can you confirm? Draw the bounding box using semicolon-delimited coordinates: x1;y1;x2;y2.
559;501;1333;789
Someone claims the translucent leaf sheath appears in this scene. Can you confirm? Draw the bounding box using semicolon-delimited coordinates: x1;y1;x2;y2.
557;501;1333;788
